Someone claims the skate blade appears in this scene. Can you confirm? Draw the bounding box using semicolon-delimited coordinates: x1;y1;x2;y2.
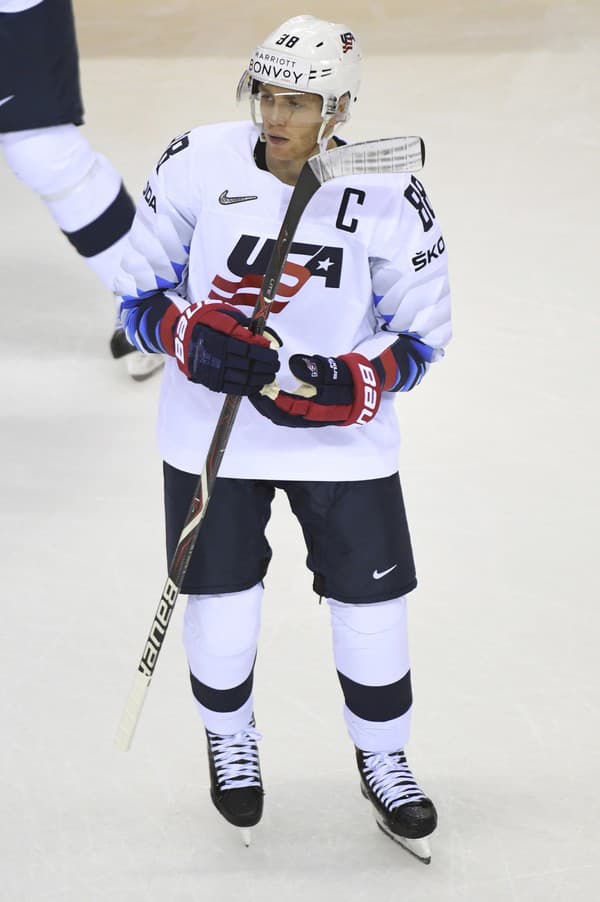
240;828;252;847
375;819;431;864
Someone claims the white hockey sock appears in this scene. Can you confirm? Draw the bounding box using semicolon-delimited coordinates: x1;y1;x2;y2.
1;124;134;291
183;583;263;735
327;596;413;753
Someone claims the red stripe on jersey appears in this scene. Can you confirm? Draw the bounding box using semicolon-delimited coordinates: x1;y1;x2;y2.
212;274;240;293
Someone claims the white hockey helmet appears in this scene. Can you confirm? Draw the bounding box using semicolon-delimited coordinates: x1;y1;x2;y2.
237;15;361;132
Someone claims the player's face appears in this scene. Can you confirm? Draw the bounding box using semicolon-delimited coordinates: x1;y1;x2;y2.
258;84;324;163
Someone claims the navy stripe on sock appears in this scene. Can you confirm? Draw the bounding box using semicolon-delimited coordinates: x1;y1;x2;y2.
190;669;254;713
337;669;413;722
62;182;135;257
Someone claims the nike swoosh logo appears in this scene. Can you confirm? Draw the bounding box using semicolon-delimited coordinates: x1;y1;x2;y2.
0;95;15;108
218;190;258;205
372;564;398;580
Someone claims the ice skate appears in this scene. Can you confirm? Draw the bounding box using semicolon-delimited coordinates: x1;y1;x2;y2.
125;349;165;381
206;720;264;846
109;326;164;381
109;325;136;360
356;747;437;864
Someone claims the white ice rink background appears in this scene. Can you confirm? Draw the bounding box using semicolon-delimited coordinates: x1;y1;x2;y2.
1;2;599;900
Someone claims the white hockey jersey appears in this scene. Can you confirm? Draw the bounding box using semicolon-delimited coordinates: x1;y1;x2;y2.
115;121;451;480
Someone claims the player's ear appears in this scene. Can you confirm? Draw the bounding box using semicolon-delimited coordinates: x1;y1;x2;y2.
335;92;350;122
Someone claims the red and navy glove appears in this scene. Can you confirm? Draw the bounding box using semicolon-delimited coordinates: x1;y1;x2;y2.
249;352;382;427
172;302;280;395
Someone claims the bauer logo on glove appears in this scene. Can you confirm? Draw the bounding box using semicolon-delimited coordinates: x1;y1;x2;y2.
251;352;382;428
172;302;281;396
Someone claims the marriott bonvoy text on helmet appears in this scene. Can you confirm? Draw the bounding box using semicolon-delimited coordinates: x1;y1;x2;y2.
249;52;311;90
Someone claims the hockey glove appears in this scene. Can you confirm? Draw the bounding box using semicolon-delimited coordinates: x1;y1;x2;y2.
173;302;281;395
250;353;382;428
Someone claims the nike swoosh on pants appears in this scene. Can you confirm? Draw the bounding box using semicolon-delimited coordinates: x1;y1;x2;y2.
372;564;398;579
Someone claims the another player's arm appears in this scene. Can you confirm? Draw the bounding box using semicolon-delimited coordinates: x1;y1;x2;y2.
114;132;197;355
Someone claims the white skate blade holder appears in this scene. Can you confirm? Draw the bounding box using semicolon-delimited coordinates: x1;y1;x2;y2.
375;816;432;864
240;828;252;847
396;835;432;865
126;352;165;381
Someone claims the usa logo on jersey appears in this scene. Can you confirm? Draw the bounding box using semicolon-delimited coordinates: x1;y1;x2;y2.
208;234;344;312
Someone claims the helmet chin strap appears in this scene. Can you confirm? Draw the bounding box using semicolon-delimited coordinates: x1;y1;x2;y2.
319;98;349;150
317;114;340;153
317;119;330;152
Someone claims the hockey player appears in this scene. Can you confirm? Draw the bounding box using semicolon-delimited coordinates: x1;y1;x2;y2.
115;15;451;860
0;0;163;380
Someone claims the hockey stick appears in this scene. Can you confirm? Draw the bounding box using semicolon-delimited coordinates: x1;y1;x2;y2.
114;135;425;751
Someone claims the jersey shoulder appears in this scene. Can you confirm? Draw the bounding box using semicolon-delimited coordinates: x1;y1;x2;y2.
151;120;258;195
186;120;259;161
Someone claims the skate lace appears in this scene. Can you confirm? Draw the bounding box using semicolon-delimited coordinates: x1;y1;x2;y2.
208;726;262;791
362;751;426;811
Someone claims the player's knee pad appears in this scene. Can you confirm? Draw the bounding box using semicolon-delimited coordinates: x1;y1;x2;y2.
183;584;263;699
1;123;126;232
327;595;407;636
183;583;263;660
327;595;410;686
2;124;97;197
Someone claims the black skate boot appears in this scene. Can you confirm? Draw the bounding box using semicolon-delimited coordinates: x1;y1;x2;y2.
206;720;264;846
109;326;135;360
356;747;437;864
